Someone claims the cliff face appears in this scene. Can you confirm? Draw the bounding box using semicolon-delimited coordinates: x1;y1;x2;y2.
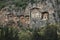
0;0;60;27
25;0;59;27
0;0;59;15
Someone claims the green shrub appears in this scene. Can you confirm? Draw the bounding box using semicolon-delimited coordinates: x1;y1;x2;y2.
0;25;19;40
0;24;59;40
18;30;32;40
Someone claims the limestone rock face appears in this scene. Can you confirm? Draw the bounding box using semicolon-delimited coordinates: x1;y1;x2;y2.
0;0;60;27
25;0;59;27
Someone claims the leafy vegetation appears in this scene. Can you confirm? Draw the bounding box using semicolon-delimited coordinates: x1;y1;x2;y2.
0;24;59;40
0;1;6;10
0;0;36;10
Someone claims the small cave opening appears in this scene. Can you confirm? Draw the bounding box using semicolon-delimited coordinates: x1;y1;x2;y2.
41;11;49;20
